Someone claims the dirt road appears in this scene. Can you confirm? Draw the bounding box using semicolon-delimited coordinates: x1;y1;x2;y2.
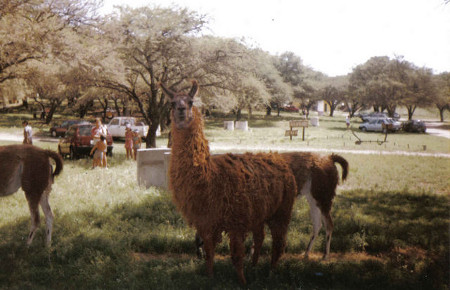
1;126;448;158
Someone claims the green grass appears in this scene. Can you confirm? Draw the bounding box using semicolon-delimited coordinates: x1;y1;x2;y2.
0;109;449;289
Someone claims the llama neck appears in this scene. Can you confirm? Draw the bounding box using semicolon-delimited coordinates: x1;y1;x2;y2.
170;108;212;181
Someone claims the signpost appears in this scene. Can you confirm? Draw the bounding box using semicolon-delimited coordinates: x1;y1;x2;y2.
286;120;309;141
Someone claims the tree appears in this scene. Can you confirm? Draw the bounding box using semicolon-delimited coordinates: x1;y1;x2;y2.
402;67;435;120
25;64;67;124
0;0;100;86
88;6;258;147
434;72;450;122
349;56;418;117
320;76;348;117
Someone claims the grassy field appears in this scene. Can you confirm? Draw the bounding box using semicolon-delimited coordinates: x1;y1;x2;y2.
0;109;449;289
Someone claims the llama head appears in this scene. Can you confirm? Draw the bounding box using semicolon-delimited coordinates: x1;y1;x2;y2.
160;80;199;129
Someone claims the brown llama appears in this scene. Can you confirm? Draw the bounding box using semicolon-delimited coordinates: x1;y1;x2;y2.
0;144;63;246
195;152;349;261
281;152;348;259
160;80;297;285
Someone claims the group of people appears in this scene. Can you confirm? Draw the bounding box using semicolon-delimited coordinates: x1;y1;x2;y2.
22;118;142;169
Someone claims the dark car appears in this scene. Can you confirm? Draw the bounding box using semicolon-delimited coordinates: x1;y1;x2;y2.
58;124;113;159
50;120;90;137
281;105;300;112
402;120;426;133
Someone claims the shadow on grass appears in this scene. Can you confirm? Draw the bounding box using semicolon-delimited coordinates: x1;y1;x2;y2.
0;189;448;289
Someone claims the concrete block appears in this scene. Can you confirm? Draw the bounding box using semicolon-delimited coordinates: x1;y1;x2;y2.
137;148;171;188
224;121;234;130
235;120;248;131
310;117;319;127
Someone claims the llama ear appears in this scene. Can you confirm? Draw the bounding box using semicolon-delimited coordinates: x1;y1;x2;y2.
158;82;175;99
189;80;199;99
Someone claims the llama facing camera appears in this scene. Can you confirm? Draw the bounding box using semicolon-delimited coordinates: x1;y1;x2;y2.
160;80;297;285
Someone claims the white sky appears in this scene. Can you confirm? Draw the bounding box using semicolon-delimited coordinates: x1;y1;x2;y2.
101;0;450;76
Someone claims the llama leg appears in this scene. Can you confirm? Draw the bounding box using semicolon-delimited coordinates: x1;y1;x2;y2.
268;221;288;268
202;235;216;278
194;232;204;259
229;232;246;285
251;225;265;266
322;212;334;260
25;193;41;246
305;197;322;259
40;191;54;247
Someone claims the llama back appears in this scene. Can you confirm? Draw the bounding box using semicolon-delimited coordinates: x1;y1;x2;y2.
281;152;348;213
199;152;296;231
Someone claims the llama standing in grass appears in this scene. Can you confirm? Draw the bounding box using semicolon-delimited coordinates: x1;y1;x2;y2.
281;152;348;259
0;144;63;246
160;80;297;285
196;152;349;261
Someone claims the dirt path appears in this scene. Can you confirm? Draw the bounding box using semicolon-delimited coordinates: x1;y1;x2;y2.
0;132;58;143
1;127;449;158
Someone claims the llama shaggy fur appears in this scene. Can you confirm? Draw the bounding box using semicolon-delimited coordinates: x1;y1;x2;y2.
281;152;348;259
162;81;297;285
0;144;63;246
196;152;349;260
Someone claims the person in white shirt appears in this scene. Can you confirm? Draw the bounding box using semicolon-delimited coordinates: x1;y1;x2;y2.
22;120;33;144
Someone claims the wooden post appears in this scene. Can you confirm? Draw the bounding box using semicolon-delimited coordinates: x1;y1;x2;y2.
287;120;308;141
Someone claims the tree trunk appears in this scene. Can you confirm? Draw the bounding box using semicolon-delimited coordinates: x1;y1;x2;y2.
386;105;397;118
436;104;448;122
236;109;242;121
439;108;445;122
145;121;160;148
113;98;121;117
406;105;416;120
329;105;335;117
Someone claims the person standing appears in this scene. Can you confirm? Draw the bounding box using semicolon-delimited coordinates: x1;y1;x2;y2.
132;130;142;161
22;121;33;145
90;135;108;168
346;115;350;129
124;124;133;160
91;118;108;167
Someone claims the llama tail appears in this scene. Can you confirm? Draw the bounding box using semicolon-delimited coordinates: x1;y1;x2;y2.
330;154;348;181
46;150;64;177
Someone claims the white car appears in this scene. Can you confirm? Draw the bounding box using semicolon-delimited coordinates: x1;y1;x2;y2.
359;118;401;133
106;117;151;138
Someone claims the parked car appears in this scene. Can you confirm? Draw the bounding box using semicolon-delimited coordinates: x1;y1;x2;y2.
58;123;113;159
50;120;90;137
402;120;426;133
359;118;400;133
281;105;300;112
106;116;154;139
359;112;400;122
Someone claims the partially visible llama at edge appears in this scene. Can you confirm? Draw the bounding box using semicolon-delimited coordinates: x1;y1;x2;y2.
160;80;297;285
281;152;348;259
0;144;63;246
